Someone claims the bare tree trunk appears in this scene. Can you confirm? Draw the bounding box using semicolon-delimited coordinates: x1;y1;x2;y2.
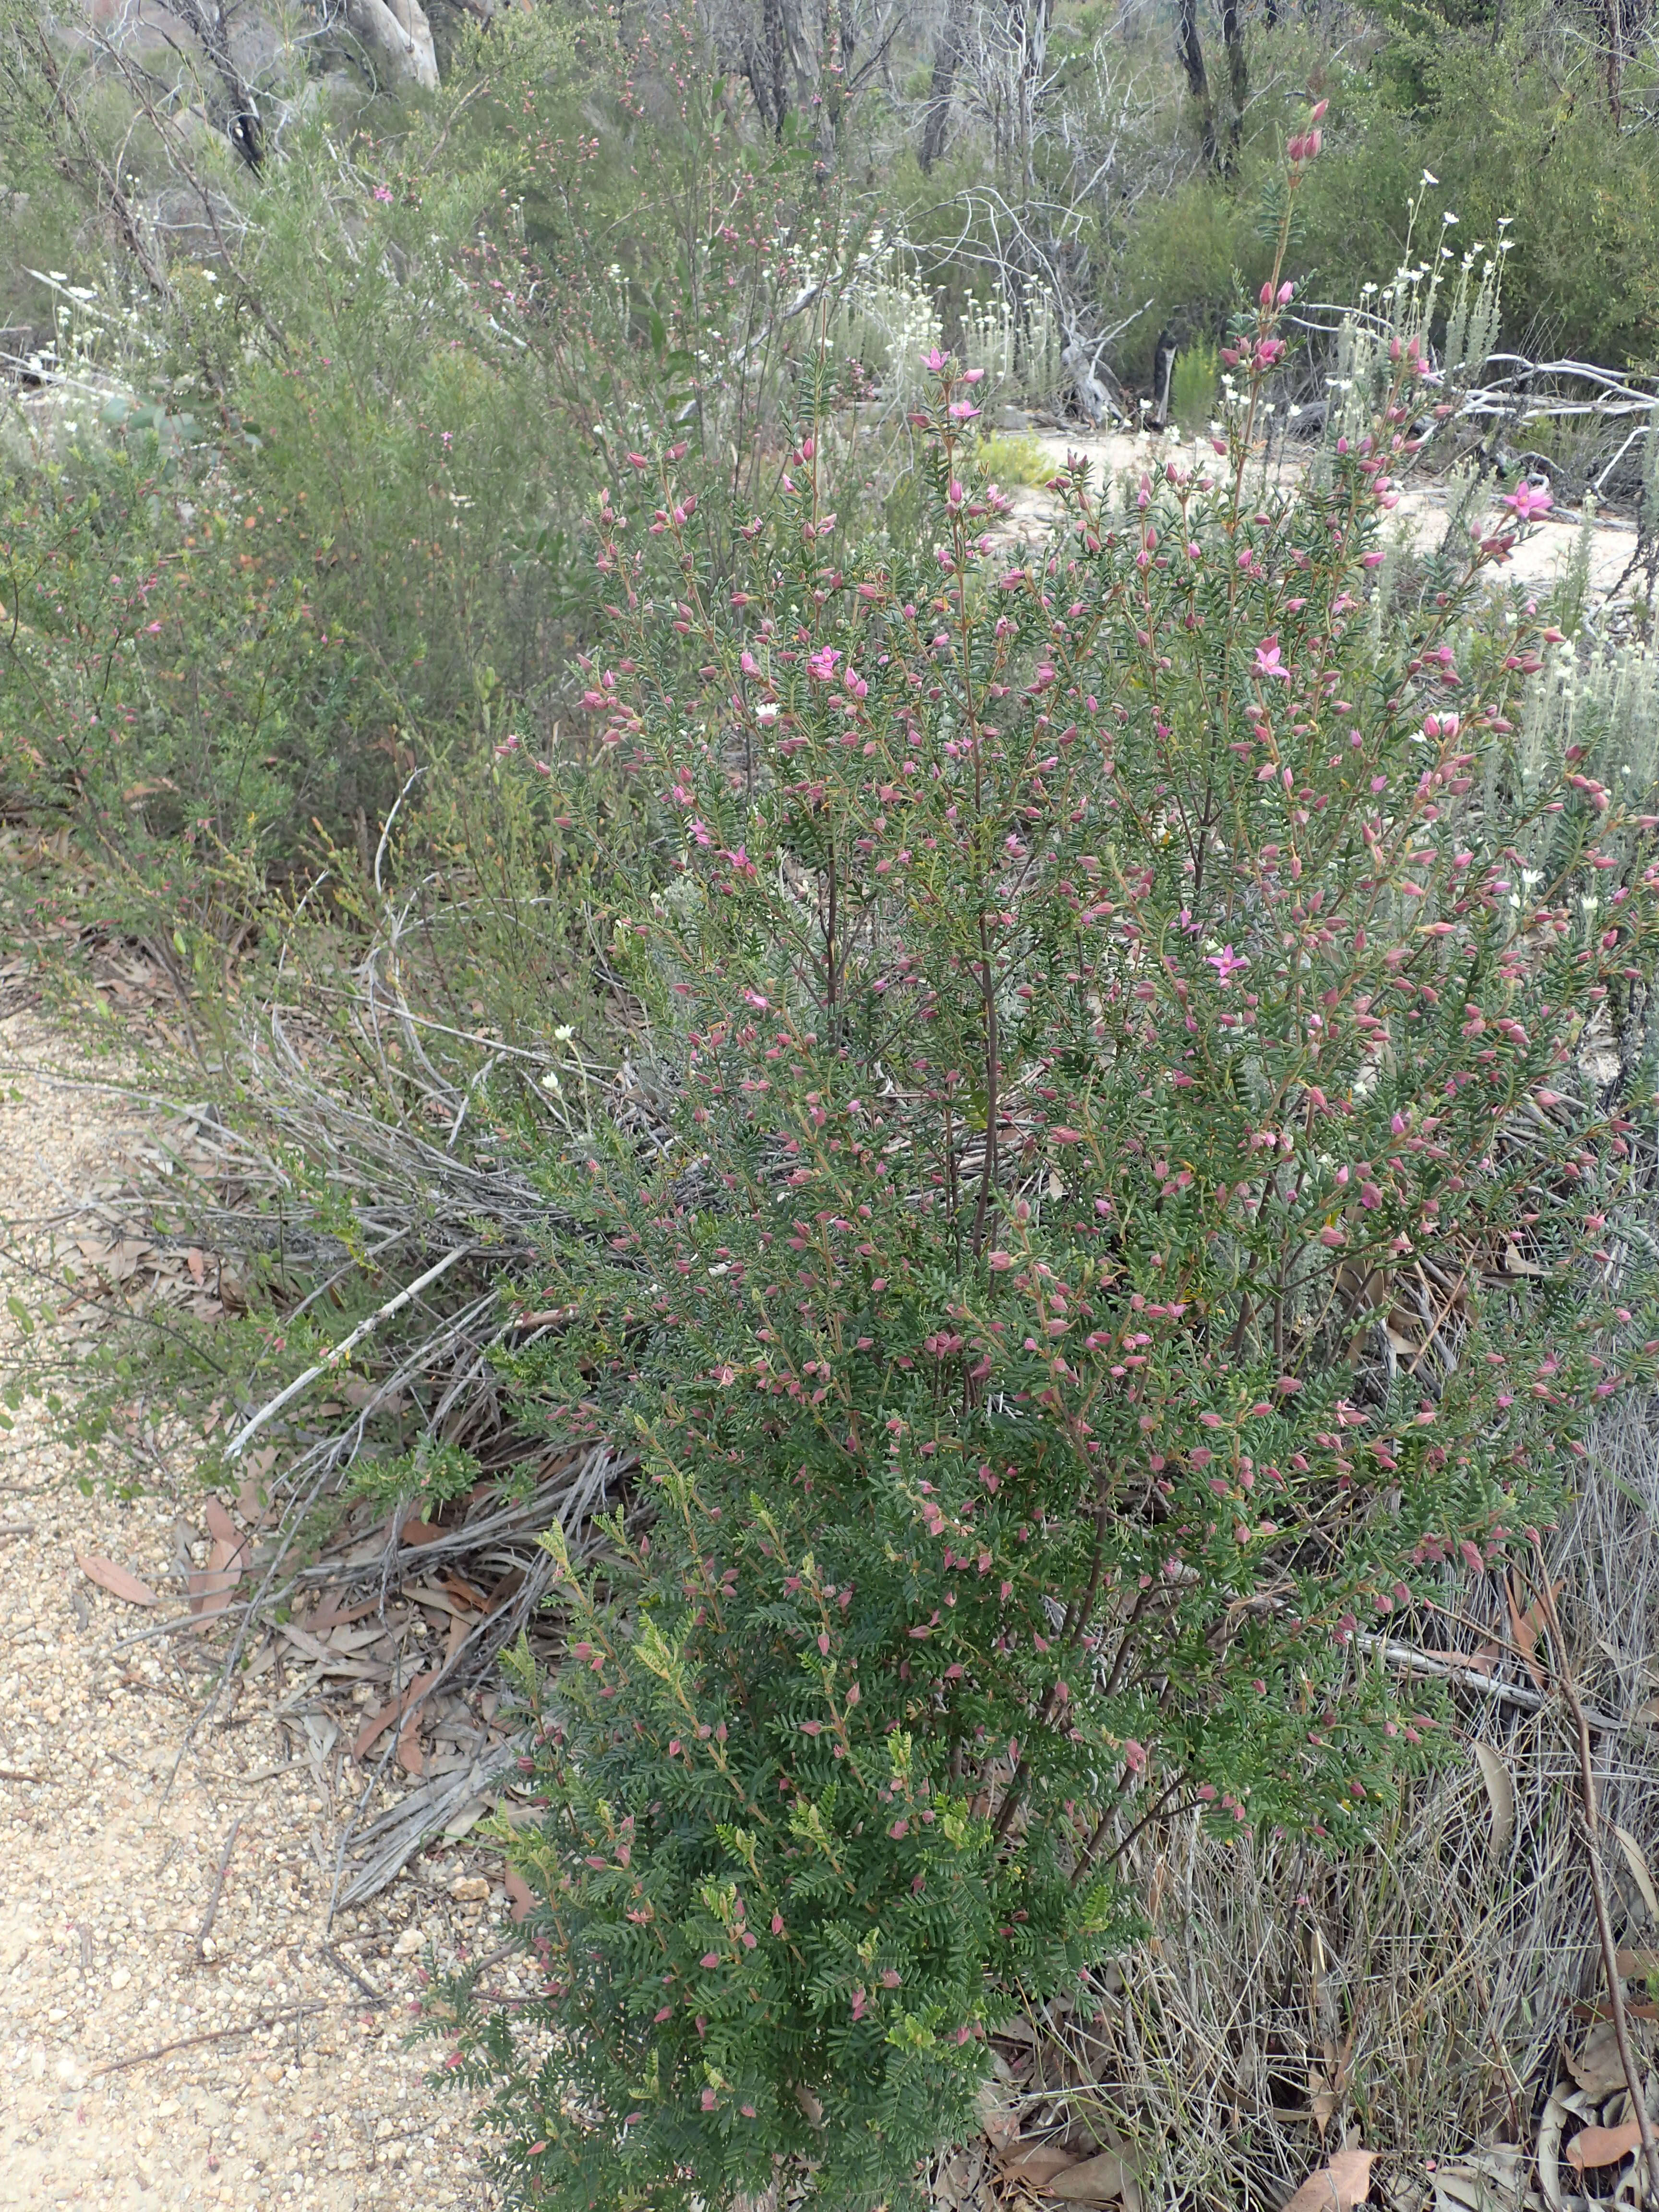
920;0;967;170
1010;0;1052;206
1604;0;1624;124
1220;0;1246;164
762;0;790;132
341;0;439;90
1176;0;1217;172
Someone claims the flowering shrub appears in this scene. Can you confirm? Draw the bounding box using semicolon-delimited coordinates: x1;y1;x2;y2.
437;131;1659;2210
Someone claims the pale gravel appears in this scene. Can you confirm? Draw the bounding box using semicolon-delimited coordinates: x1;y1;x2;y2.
0;1014;518;2211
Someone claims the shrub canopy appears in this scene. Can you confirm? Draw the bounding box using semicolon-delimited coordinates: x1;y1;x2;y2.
389;235;1659;2212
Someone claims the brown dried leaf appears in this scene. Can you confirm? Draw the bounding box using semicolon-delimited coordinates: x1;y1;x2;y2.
1566;2118;1644;2174
504;1865;535;1923
188;1554;241;1626
1505;1572;1546;1693
408;1582;471;1619
77;1553;159;1606
1472;1743;1515;1856
203;1494;241;1547
399;1516;445;1548
1566;2021;1629;2098
1612;1824;1659;1920
1281;2148;1376;2212
235;1475;272;1526
351;1670;440;1761
974;2078;1020;2152
1046;2149;1133;2202
998;2144;1078;2188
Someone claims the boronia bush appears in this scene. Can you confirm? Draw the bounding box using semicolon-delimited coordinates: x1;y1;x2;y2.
432;131;1659;2210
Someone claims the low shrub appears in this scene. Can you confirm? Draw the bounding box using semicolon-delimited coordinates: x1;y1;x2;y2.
431;136;1659;2211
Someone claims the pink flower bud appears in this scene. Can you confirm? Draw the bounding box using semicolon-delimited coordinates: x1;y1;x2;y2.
1277;281;1294;305
1307;129;1322;156
1259;280;1274;307
1309;98;1328;121
1287;134;1305;162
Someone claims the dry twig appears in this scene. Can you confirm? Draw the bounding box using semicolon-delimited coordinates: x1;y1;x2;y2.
195;1817;241;1957
1531;1548;1659;2208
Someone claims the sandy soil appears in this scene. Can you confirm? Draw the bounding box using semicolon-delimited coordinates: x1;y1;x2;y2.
0;1014;514;2211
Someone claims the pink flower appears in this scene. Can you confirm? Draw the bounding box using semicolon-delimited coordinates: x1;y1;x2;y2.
807;645;842;680
924;347;950;373
373;185;393;204
1253;640;1289;681
1207;944;1250;987
1503;481;1553;522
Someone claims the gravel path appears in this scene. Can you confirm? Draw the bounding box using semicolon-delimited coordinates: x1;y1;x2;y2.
0;1014;508;2211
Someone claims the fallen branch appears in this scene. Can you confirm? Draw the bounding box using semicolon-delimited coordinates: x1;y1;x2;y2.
222;1242;476;1460
1358;1631;1634;1732
92;2000;331;2076
195;1817;240;1957
322;1944;388;2008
